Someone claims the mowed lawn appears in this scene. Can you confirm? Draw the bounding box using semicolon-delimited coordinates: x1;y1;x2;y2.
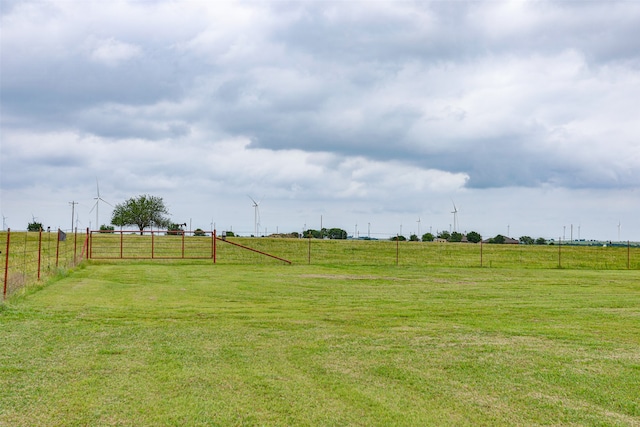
1;261;639;426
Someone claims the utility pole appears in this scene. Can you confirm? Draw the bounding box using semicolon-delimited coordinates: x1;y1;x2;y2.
69;201;78;232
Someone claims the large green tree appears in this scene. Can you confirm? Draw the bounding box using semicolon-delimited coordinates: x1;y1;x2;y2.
466;231;482;243
421;232;435;242
111;195;171;235
449;231;463;242
326;228;347;239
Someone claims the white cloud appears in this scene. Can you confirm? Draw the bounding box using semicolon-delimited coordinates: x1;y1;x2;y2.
85;37;141;67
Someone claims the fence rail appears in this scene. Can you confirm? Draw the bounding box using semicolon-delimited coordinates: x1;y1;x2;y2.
89;229;216;260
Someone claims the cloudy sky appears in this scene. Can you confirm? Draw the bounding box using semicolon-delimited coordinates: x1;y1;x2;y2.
1;0;639;241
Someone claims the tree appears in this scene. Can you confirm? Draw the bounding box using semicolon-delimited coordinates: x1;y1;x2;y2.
194;228;206;236
422;232;435;242
304;229;322;238
391;235;407;241
437;231;451;241
326;228;347;239
519;236;534;245
27;221;43;232
100;225;115;233
111;194;171;235
536;237;547;245
489;234;506;244
466;231;482;243
449;231;463;242
409;234;419;242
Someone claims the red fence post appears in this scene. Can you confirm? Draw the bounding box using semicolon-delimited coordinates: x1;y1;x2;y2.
151;231;155;259
213;229;217;263
3;228;10;299
120;229;124;259
182;230;185;259
82;228;89;260
37;228;43;281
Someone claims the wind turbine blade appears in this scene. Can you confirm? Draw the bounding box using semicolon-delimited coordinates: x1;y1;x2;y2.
100;198;114;207
248;195;258;206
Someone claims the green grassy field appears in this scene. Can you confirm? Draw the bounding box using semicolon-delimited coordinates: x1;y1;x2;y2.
1;258;639;426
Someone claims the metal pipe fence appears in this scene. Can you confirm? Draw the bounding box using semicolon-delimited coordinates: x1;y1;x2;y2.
74;231;640;269
88;229;217;260
203;237;639;269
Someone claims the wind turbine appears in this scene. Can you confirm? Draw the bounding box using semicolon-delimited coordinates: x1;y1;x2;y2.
89;178;112;230
248;195;262;237
416;217;421;237
451;201;459;233
2;214;7;230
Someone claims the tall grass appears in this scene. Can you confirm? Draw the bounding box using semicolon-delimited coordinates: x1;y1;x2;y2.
0;230;83;297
